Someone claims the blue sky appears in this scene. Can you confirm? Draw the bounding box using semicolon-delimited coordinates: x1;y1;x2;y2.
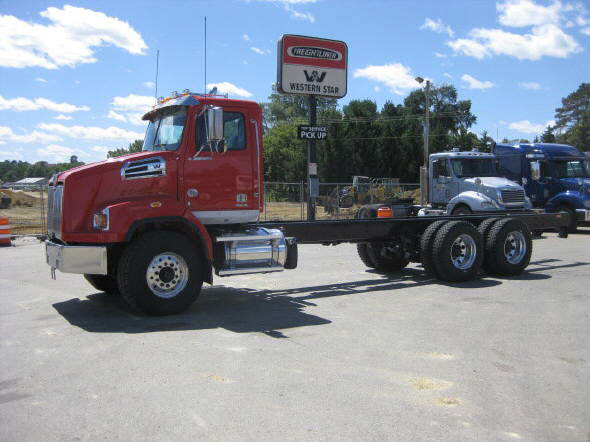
1;0;589;163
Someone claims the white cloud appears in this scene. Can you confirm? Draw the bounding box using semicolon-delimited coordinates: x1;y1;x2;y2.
37;123;144;141
108;94;153;125
497;0;561;27
91;145;111;153
143;81;155;88
461;74;495;89
509;119;555;134
420;17;454;37
434;52;448;58
250;0;316;23
443;72;452;78
242;33;251;41
37;144;75;163
0;149;23;160
207;82;253;98
250;46;268;55
36;77;47;83
582;27;590;35
0;126;62;144
107;110;127;122
374;86;381;92
54;114;73;120
354;63;421;96
0;5;147;69
448;24;581;60
0;95;89;113
519;81;541;89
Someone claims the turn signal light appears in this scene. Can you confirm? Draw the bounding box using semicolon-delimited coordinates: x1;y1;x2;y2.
377;207;393;218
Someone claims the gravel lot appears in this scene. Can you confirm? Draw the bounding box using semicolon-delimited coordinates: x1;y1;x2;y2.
1;230;589;441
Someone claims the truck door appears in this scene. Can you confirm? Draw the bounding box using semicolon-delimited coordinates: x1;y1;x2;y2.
526;160;550;206
431;158;455;204
182;105;258;224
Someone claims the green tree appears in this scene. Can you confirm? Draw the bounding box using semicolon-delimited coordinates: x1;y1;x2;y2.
541;126;556;143
107;139;143;158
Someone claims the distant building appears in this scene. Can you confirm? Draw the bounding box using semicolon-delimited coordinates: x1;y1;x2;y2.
5;177;50;189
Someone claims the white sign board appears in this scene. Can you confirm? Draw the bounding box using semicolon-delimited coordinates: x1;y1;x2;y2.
277;35;348;99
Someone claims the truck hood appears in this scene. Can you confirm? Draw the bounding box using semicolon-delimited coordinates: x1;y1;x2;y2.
56;150;157;182
464;177;522;189
558;177;590;193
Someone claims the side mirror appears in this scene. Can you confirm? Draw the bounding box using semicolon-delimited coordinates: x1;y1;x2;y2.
206;106;224;142
530;161;541;181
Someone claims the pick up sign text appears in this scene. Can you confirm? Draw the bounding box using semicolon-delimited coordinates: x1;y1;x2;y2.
297;125;328;140
278;35;348;99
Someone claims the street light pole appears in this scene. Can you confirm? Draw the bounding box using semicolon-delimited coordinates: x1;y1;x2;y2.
415;77;431;206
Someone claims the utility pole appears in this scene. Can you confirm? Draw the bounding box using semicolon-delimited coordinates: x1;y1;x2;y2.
307;95;318;220
415;77;431;206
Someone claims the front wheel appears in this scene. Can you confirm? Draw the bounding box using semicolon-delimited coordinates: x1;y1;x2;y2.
117;231;204;315
84;274;120;295
556;205;577;232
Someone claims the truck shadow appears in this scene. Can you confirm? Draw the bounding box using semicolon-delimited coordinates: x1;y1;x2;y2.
52;260;589;336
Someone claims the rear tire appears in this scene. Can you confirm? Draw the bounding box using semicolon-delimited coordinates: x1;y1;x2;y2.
477;218;500;271
83;274;119;295
366;241;410;272
432;221;483;282
117;231;203;315
356;207;376;268
420;220;448;277
485;218;532;276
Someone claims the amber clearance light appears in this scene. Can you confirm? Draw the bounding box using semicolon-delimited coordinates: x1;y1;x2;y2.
377;206;393;218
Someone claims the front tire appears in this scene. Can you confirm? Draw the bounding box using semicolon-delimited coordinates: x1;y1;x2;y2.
117;231;204;315
432;221;483;282
84;274;120;295
556;205;577;232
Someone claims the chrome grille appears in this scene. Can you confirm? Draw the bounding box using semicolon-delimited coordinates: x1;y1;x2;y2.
121;157;166;180
47;184;64;239
501;189;525;205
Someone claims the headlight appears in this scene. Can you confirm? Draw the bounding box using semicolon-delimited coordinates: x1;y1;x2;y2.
584;199;590;208
93;207;110;230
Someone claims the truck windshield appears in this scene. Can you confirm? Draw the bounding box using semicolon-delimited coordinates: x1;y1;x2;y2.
551;160;590;178
450;159;497;178
143;107;187;152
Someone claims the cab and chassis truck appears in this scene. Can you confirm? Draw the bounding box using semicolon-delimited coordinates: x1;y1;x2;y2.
45;92;569;315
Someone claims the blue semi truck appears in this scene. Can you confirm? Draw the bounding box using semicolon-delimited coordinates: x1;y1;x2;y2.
494;143;590;231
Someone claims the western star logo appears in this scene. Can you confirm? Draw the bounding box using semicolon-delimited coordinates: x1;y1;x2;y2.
304;70;326;83
288;46;342;61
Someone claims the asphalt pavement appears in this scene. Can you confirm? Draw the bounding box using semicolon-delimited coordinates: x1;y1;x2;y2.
1;230;589;441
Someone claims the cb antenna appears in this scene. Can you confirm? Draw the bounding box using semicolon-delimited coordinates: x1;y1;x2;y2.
204;16;207;93
154;49;159;103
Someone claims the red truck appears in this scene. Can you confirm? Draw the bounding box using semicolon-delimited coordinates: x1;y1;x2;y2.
45;91;569;315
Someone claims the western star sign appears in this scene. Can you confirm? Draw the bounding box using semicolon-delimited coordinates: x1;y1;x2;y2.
277;34;348;99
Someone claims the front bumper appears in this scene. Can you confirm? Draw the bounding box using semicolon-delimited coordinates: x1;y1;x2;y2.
576;209;590;223
46;240;107;275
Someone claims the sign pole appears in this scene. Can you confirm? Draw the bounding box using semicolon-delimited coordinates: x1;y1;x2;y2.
308;94;317;221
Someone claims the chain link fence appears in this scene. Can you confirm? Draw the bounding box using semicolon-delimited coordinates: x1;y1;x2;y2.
0;181;420;236
0;185;48;237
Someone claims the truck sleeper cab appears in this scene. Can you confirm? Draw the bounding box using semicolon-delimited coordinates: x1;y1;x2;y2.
494;143;590;231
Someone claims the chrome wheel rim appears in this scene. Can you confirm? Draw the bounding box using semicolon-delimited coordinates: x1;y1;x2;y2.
146;252;189;299
504;231;526;264
450;234;477;269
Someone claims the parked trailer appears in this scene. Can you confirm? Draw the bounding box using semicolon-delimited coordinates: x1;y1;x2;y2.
44;91;570;315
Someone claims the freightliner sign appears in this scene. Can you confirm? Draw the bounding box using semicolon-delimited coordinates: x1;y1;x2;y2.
277;34;348;99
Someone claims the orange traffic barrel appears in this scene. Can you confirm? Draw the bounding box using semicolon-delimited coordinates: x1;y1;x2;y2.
0;218;11;246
